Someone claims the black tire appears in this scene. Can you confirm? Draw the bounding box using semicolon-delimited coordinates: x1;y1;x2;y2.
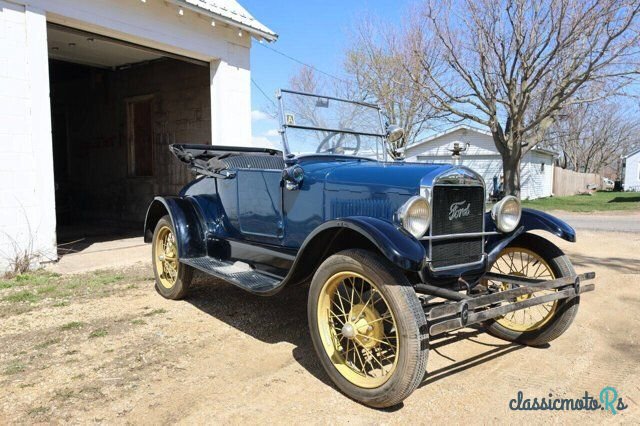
483;233;580;346
152;215;193;300
308;249;428;408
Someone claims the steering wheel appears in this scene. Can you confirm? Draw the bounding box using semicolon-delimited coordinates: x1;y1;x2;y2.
316;131;361;155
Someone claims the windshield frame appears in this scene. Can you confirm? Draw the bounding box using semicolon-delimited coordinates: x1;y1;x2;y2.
276;89;388;161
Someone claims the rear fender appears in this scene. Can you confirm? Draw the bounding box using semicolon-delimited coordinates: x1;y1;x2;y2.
143;197;206;258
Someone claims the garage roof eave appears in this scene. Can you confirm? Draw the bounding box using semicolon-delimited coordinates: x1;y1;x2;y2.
530;147;557;157
171;0;278;42
623;148;640;159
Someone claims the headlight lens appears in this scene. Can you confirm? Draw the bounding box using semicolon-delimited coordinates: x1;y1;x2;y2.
491;195;522;233
398;196;431;238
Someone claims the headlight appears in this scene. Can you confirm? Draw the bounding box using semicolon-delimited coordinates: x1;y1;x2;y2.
491;195;521;233
397;196;431;238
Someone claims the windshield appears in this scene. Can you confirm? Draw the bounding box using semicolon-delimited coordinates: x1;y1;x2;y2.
278;90;387;160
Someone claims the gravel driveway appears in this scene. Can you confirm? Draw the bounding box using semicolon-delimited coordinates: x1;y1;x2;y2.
1;229;638;424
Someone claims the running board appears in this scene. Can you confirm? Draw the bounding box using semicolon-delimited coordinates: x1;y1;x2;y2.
181;257;282;295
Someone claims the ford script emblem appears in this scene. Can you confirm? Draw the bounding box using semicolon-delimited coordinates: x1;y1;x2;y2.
448;200;471;220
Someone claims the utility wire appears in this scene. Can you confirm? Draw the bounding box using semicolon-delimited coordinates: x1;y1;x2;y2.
256;41;353;86
251;77;278;109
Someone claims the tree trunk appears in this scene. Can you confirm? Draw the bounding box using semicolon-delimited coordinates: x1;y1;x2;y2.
491;129;522;198
502;154;521;198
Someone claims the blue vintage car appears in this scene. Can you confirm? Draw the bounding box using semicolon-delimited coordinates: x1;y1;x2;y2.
144;90;595;407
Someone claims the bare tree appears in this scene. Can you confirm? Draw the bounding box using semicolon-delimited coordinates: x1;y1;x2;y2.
344;14;442;145
407;0;640;196
542;101;640;174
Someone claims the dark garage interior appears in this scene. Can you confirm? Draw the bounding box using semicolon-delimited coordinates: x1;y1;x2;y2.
47;24;212;249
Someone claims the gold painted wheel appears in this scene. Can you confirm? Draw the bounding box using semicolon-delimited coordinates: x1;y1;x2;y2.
488;247;558;332
316;271;399;389
152;216;193;300
154;225;180;289
309;249;428;407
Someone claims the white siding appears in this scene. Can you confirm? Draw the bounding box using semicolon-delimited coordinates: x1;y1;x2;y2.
415;155;503;195
521;151;554;200
623;151;640;191
0;0;256;271
20;0;253;147
406;127;555;199
405;128;497;159
0;2;57;269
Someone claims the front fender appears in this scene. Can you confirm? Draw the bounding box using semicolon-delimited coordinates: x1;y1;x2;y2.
519;208;576;242
143;197;206;258
484;207;576;255
304;217;426;271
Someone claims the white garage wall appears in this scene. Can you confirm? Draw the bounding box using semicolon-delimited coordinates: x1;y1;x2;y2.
623;151;640;191
0;0;257;271
415;155;503;195
405;127;555;199
21;0;253;148
522;151;554;199
0;2;57;269
405;128;497;159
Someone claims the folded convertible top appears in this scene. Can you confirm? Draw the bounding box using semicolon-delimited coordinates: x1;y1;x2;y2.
170;144;282;162
169;144;284;177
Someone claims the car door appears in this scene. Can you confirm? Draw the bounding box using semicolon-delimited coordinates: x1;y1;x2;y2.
236;168;284;242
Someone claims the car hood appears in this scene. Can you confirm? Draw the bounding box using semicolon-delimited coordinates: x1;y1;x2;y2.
323;161;454;194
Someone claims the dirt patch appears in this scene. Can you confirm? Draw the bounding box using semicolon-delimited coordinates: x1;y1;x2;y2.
0;232;639;424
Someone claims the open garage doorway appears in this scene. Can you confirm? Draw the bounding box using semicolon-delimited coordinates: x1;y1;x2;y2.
47;24;211;254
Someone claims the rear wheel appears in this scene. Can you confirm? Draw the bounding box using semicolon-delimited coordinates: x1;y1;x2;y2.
152;215;193;300
308;249;428;408
483;233;579;346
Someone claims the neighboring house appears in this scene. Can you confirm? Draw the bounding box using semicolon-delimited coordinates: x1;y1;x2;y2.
0;0;276;271
403;125;556;200
622;148;640;191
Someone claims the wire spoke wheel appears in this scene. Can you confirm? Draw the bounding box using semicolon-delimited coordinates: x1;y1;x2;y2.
154;225;180;289
487;247;558;332
309;249;428;407
317;271;399;389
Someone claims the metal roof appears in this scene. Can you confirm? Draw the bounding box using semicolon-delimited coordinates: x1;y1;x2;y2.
173;0;277;41
624;147;640;159
405;124;492;150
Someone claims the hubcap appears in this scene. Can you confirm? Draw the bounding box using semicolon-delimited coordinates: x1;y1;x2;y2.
317;271;399;388
487;247;558;332
154;226;179;289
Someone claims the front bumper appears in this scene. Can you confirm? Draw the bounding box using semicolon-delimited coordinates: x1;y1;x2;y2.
421;271;596;336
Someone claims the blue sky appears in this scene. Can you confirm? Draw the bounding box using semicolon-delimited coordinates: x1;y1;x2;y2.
242;1;405;148
242;1;640;150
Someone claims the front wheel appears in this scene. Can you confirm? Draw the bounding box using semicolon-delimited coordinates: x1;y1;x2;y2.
308;249;428;408
483;233;580;346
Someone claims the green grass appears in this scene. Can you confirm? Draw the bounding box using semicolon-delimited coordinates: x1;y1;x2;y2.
34;338;61;350
27;406;50;417
88;329;108;339
522;191;640;212
53;388;76;400
60;321;85;331
0;269;138;310
2;361;26;375
3;291;38;303
143;308;167;317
